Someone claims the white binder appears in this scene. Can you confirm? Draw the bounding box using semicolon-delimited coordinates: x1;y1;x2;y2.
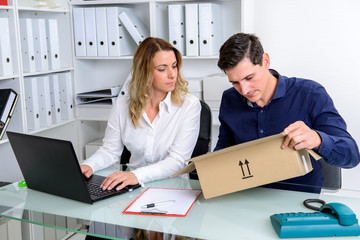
32;18;49;71
185;4;199;57
49;74;61;124
24;77;41;130
46;19;61;70
37;76;52;127
58;72;74;120
199;3;223;56
118;10;150;46
119;72;132;96
168;5;185;55
84;7;98;56
95;7;109;57
0;18;13;76
73;7;86;56
19;18;36;73
106;7;135;56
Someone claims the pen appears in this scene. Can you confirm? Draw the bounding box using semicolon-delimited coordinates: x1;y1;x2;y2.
140;210;167;215
141;200;175;209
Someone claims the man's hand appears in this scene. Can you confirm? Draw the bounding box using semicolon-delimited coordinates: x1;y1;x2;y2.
282;121;322;150
101;171;139;191
80;164;93;178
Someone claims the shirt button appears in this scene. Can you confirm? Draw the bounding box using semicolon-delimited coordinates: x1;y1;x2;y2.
260;129;264;134
260;110;263;113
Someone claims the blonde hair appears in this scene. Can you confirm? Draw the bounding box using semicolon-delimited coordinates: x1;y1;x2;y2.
128;37;188;127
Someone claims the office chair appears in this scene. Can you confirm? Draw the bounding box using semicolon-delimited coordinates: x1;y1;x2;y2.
189;100;212;179
120;100;212;180
320;159;342;190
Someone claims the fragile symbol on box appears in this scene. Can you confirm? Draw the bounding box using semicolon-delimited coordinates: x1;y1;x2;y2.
239;159;253;179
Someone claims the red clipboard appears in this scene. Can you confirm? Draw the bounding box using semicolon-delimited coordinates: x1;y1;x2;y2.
123;187;202;217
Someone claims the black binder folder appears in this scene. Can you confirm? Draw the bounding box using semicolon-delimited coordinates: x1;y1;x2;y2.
0;89;19;140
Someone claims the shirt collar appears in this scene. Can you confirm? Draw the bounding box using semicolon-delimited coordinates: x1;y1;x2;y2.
270;69;286;100
159;92;172;117
246;69;286;108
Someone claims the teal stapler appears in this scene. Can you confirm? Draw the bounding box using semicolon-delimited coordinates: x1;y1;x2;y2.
270;199;360;238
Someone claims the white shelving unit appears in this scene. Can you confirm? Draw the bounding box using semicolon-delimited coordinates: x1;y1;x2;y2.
0;0;76;182
70;0;242;160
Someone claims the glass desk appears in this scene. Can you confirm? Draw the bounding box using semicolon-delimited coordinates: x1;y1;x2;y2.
1;168;360;240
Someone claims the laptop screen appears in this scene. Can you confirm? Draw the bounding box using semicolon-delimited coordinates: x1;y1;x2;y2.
7;131;93;203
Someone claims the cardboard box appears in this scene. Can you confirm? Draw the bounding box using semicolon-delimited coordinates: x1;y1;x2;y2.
173;134;321;199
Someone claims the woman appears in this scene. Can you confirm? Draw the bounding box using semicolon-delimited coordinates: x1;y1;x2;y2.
80;37;201;192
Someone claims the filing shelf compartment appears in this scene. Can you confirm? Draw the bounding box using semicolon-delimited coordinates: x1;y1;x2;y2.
18;10;73;73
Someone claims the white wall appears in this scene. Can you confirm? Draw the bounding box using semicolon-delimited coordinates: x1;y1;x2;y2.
244;0;360;190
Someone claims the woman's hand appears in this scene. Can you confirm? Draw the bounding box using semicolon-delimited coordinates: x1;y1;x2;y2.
80;164;93;178
101;171;139;191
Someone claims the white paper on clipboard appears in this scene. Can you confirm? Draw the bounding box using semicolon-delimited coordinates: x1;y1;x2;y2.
123;187;202;217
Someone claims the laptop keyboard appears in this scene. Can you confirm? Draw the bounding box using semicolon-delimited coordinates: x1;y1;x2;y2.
87;183;124;197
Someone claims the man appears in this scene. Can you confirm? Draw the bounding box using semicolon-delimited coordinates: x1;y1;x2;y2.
215;33;360;192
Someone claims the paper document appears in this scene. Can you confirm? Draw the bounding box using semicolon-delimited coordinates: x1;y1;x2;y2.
76;86;121;105
77;85;121;98
76;97;116;105
123;188;201;217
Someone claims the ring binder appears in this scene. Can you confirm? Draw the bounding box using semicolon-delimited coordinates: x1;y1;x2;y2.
185;4;199;56
118;10;150;45
0;18;13;76
0;89;18;139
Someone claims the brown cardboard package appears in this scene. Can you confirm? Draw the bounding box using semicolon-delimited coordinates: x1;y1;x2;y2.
172;134;321;199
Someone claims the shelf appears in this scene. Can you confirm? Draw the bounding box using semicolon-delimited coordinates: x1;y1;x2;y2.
0;5;14;10
17;0;69;12
0;138;10;145
76;105;113;121
70;0;149;6
25;118;76;135
0;75;20;81
22;67;74;77
75;56;133;60
183;56;219;60
17;6;69;12
75;56;219;60
0;119;77;145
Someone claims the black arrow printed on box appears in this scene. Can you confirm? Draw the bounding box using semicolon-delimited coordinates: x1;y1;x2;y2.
239;159;254;179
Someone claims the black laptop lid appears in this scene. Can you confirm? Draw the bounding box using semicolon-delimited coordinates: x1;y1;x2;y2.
7;131;93;204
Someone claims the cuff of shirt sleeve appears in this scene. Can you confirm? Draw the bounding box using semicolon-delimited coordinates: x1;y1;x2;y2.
80;159;97;174
130;170;145;187
316;130;332;158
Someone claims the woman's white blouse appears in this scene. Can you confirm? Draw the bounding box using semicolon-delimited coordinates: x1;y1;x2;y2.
82;92;201;185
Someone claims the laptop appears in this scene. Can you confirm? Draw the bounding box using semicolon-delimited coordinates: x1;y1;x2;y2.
6;131;140;204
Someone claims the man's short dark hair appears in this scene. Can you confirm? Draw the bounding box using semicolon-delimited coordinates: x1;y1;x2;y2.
218;33;264;71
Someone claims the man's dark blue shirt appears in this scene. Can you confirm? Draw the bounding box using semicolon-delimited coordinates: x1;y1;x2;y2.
214;70;360;192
